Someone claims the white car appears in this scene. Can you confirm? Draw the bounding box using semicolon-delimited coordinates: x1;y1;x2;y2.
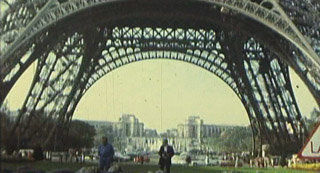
207;158;220;166
114;152;130;162
208;156;221;166
191;159;206;166
172;152;192;165
191;155;220;166
172;155;187;165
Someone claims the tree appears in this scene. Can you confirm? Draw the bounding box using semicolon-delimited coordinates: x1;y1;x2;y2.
94;125;115;147
204;126;253;153
0;110;17;154
1;107;96;152
219;127;253;152
63;120;96;149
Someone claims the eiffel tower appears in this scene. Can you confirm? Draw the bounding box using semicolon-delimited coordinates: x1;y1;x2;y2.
0;0;319;155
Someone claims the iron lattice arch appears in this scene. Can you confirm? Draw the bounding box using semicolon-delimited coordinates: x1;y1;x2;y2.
0;0;320;155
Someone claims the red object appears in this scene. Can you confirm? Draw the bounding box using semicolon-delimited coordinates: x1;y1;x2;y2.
134;155;150;163
143;155;150;162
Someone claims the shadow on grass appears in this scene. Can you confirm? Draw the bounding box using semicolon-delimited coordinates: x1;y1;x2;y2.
1;160;96;172
1;161;315;173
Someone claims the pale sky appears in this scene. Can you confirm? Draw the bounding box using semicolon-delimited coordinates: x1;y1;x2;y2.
5;59;318;132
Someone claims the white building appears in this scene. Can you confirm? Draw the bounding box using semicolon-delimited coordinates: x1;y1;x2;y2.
87;114;147;138
177;116;234;139
88;115;236;152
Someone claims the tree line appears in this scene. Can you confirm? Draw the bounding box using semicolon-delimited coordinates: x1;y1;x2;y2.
0;108;96;154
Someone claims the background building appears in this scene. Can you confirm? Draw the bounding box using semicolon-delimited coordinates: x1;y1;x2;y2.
116;114;144;137
86;115;236;153
177;116;233;139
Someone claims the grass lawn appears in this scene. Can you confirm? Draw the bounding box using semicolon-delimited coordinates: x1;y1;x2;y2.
1;160;96;172
120;164;316;173
1;161;316;172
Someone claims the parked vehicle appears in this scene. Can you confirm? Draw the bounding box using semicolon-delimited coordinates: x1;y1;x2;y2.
191;159;207;166
126;152;139;161
172;154;187;165
219;159;243;167
114;152;130;162
207;156;220;166
134;155;150;164
220;160;235;167
191;155;207;166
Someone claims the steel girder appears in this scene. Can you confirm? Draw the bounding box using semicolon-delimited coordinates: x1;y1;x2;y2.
0;0;318;153
1;25;308;154
0;0;319;105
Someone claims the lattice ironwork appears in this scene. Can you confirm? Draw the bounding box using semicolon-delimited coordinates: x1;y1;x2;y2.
0;0;319;154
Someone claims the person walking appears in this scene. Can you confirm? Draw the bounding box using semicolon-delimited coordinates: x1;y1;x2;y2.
158;138;174;173
205;153;210;166
98;136;114;172
186;155;191;166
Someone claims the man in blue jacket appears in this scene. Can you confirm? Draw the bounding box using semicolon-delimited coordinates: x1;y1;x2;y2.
98;136;114;171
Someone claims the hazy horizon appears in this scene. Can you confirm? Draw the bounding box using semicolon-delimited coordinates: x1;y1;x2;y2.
73;114;250;131
5;59;318;133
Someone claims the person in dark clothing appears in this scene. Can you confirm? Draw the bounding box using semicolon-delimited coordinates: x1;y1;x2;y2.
33;144;44;160
186;155;191;166
158;138;174;173
98;137;114;172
